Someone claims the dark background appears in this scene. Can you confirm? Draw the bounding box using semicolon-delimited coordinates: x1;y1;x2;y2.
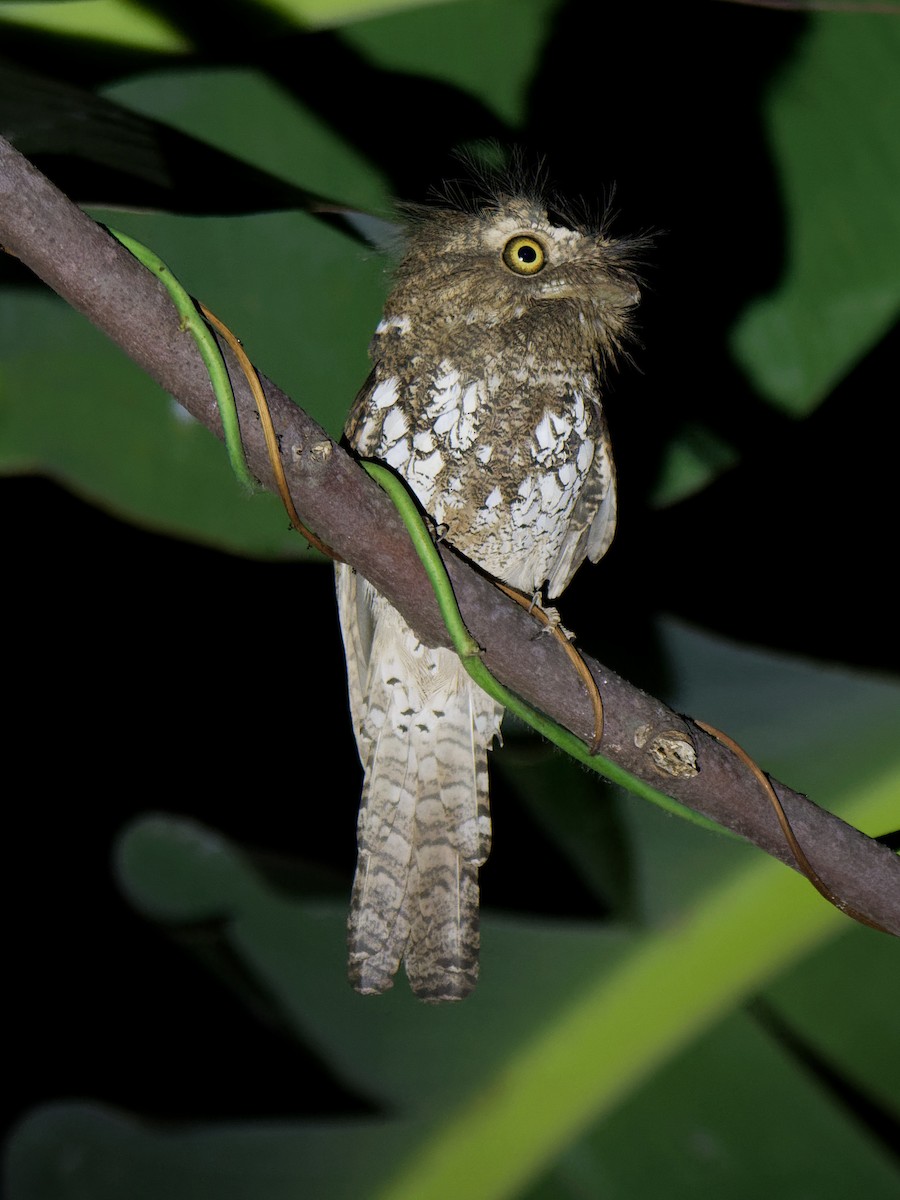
4;0;896;1142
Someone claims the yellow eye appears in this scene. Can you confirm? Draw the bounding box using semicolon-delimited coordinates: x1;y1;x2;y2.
502;235;546;276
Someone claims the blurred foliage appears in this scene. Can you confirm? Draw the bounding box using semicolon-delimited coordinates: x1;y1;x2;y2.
2;2;898;1198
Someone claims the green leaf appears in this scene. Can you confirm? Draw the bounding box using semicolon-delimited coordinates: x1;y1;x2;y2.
261;0;486;29
0;0;192;52
0;65;393;553
0;205;388;556
339;0;561;126
763;923;900;1121
0;0;468;45
648;421;740;509
730;13;900;413
100;67;391;213
528;997;900;1199
6;1103;415;1200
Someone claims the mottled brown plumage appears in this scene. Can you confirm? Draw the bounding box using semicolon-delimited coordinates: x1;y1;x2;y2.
336;179;639;1002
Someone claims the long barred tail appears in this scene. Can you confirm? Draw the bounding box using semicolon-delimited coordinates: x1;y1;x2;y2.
335;563;502;1002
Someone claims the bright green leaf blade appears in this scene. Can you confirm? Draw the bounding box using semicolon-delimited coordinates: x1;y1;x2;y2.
528;1003;900;1200
0;0;191;51
260;0;466;29
0;0;547;48
730;13;900;413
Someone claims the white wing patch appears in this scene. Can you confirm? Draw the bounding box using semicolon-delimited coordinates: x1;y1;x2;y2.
464;389;601;590
375;315;411;336
372;377;400;409
383;437;411;471
425;364;480;452
354;370;605;595
408;449;445;503
381;405;408;443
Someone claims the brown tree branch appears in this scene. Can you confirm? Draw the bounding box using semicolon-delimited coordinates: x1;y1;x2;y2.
2;133;898;934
